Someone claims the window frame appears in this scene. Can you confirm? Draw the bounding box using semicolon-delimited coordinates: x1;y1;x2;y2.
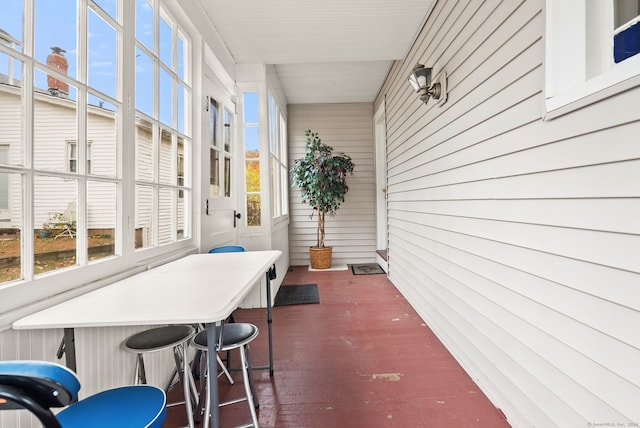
544;0;640;118
67;140;92;174
241;89;263;229
268;91;288;224
0;0;197;321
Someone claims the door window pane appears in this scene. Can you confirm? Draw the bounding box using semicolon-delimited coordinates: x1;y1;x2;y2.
210;148;220;197
223;108;232;152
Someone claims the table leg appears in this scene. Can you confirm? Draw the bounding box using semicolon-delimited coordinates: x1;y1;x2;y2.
254;265;276;377
206;322;220;428
63;328;77;372
266;267;274;377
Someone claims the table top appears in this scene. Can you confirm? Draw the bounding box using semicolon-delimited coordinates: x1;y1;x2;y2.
13;250;281;330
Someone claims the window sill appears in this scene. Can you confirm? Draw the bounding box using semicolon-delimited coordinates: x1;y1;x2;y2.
544;55;640;120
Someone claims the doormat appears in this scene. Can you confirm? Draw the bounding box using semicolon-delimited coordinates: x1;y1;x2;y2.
274;284;319;306
351;264;385;275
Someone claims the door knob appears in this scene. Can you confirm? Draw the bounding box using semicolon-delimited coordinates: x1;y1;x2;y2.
234;210;241;227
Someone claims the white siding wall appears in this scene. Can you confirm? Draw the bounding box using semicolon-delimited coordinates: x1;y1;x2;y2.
288;103;376;267
376;1;640;427
0;90;118;229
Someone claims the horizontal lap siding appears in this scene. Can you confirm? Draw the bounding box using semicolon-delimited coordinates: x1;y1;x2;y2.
376;0;640;427
288;103;376;266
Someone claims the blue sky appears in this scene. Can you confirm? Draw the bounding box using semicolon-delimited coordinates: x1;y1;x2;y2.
0;0;120;110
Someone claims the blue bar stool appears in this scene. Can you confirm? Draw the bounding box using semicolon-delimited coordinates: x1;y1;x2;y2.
0;360;166;428
208;245;245;254
192;323;260;428
121;325;197;428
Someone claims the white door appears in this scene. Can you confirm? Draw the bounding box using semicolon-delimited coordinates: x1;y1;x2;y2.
374;102;388;253
201;73;239;251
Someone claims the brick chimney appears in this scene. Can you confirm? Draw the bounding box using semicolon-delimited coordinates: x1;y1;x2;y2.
46;47;69;98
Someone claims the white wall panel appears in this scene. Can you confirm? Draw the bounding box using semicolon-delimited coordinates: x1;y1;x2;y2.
288;103;376;267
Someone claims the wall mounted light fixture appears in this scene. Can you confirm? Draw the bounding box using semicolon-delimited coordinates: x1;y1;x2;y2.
407;63;446;106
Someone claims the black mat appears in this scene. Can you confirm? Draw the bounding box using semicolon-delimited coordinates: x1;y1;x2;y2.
351;264;385;275
274;284;320;306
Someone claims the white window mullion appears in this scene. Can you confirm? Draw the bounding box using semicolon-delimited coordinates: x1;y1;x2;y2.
22;0;36;280
121;0;137;257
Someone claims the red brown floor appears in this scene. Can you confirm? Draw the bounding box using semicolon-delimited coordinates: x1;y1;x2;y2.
163;266;510;427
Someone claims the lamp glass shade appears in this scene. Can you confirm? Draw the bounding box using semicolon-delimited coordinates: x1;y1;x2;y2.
408;64;432;92
408;73;420;91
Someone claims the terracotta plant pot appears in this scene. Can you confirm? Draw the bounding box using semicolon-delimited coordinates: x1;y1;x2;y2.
309;246;332;269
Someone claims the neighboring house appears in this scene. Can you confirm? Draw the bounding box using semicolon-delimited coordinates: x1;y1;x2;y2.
0;75;184;245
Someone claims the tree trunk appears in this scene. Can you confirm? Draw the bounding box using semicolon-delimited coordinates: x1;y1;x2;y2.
317;211;325;248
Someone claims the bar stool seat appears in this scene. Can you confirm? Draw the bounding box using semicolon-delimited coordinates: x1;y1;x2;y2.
192;323;260;428
121;325;197;428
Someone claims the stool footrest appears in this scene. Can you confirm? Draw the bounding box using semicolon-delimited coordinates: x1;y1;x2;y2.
220;397;248;407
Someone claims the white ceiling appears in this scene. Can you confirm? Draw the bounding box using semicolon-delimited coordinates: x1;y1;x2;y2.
197;0;435;104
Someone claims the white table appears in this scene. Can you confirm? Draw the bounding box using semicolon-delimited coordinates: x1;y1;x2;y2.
13;250;282;428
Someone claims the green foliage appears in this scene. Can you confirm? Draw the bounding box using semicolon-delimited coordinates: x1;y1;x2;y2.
290;130;354;248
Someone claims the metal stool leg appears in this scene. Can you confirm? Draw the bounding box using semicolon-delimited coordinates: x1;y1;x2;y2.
180;342;195;428
135;353;147;384
240;344;259;427
245;344;259;408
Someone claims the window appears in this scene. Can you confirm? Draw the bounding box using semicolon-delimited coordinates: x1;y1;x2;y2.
0;0;193;314
0;0;120;285
268;92;288;221
207;97;233;199
243;91;261;227
67;141;92;174
545;0;640;117
613;1;640;63
134;0;192;248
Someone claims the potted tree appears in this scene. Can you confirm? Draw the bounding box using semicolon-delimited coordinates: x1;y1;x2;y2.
291;130;355;269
